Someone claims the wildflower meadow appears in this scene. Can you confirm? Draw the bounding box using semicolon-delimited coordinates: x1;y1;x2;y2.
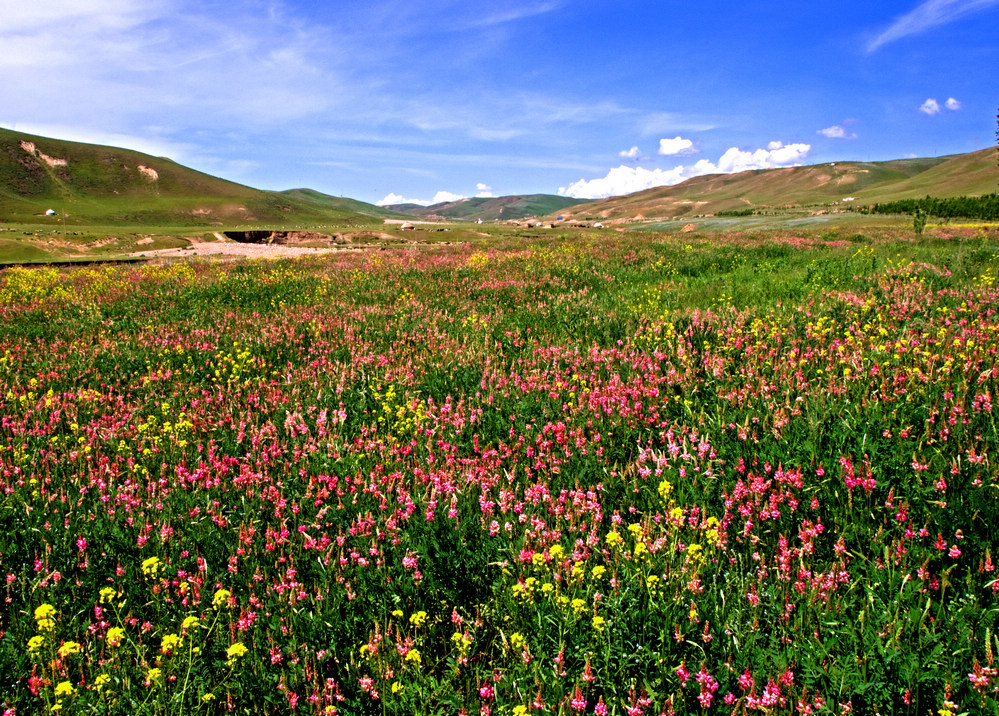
1;227;998;715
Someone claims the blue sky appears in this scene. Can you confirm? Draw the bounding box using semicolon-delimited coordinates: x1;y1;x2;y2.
2;0;997;205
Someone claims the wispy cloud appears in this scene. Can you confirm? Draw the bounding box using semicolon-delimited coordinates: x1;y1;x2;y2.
867;0;999;51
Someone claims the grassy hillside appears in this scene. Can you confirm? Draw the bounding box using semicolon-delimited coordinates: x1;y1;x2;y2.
0;129;390;226
557;147;999;221
387;194;588;221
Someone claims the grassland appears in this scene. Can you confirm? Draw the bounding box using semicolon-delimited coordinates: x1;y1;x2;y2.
2;219;999;715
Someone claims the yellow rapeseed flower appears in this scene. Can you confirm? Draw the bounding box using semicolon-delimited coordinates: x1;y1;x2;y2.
409;611;428;628
141;556;161;577
58;641;81;659
106;627;125;647
161;633;182;654
34;604;57;631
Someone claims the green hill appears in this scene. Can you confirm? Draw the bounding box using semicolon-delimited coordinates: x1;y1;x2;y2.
555;147;999;221
0;128;393;226
386;194;588;221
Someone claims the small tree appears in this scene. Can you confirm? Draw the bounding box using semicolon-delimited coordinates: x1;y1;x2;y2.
913;207;928;236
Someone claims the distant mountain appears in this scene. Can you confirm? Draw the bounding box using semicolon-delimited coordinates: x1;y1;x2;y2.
553;148;999;222
0;129;398;226
385;194;589;221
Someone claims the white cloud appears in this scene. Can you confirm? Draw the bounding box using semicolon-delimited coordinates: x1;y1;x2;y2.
658;136;696;156
558;141;811;199
920;98;942;115
715;142;811;173
558;165;695;199
431;190;466;204
945;97;962;110
868;0;999;51
619;146;642;160
376;189;467;206
818;125;857;139
476;182;494;198
377;192;427;206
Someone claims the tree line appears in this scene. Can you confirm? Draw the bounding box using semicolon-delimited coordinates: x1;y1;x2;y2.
862;193;999;221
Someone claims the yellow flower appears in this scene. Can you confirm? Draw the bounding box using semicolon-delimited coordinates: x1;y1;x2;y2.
226;642;248;661
549;544;565;560
514;706;528;716
391;609;404;618
141;556;161;577
657;479;673;501
161;633;182;654
99;587;116;604
106;627;125;647
509;632;526;649
58;641;81;659
34;603;57;631
147;668;162;683
532;552;546;568
404;648;422;665
540;582;554;595
201;693;216;703
27;635;45;653
181;616;200;631
570;598;586;614
409;611;428;628
54;681;75;697
605;531;622;547
94;674;110;692
592;615;606;631
591;565;606;580
213;588;231;608
391;681;404;694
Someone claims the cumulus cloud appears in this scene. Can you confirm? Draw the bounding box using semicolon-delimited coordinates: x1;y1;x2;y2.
658;136;697;156
376;189;468;206
619;146;642;161
818;125;857;139
476;182;494;198
715;142;811;174
376;192;426;206
431;190;466;204
920;98;942;115
945;97;962;110
558;141;811;199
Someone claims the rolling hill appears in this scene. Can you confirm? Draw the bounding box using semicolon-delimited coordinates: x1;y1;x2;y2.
0;128;398;226
384;194;588;222
554;147;999;222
